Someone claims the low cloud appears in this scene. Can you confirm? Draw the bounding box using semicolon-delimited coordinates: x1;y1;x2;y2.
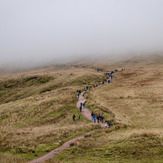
0;0;163;69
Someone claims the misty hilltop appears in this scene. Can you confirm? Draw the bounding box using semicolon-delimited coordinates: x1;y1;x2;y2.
1;0;163;68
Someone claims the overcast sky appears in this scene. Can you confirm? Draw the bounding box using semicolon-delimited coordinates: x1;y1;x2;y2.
0;0;163;67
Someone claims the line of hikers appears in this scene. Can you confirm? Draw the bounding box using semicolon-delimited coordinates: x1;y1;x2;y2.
91;111;104;123
77;90;81;98
79;102;85;112
91;111;113;128
72;101;85;121
73;69;126;125
77;86;89;98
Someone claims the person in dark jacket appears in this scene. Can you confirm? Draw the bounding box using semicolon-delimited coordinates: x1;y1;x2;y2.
91;111;94;120
97;114;100;123
80;105;82;112
73;114;76;121
83;102;85;109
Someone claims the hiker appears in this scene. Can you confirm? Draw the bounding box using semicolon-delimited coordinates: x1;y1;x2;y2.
80;105;82;112
97;69;103;72
83;102;85;109
77;90;81;95
77;92;80;98
101;81;104;85
73;114;76;121
84;86;88;91
91;111;94;120
94;84;97;88
108;120;112;127
99;114;102;122
101;115;104;123
78;113;81;119
97;114;100;123
93;116;96;123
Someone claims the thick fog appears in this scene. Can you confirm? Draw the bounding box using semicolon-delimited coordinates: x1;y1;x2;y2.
0;0;163;68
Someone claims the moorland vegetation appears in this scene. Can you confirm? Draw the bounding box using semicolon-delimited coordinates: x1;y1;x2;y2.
0;55;163;163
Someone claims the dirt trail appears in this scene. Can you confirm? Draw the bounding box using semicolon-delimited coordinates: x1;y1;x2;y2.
28;92;97;163
28;75;112;163
28;131;93;163
76;91;105;128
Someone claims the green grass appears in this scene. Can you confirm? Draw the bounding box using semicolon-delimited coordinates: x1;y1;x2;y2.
50;134;163;163
0;153;25;163
40;73;104;93
0;75;53;90
0;75;53;104
4;125;100;161
0;69;104;161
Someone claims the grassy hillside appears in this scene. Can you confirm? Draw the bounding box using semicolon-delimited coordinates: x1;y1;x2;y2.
0;55;163;162
46;56;163;162
0;67;104;161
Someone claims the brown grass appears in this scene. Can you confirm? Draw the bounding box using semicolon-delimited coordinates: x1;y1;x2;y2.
86;62;163;130
0;67;104;161
0;56;163;162
0;153;25;163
